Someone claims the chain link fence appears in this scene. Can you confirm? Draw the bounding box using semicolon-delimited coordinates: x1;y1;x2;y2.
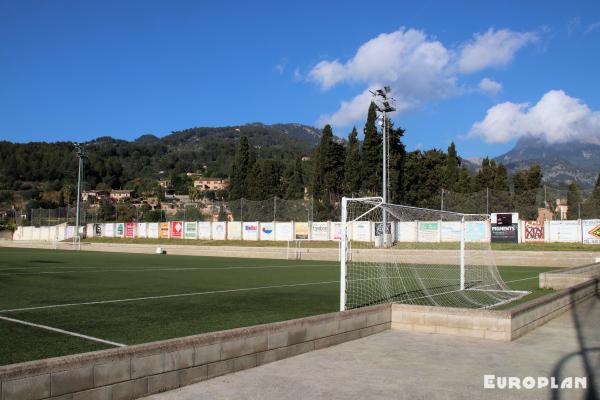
17;186;599;226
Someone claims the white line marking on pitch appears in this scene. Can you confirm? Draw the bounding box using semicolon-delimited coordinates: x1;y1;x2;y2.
0;280;340;313
0;263;335;276
0;315;126;347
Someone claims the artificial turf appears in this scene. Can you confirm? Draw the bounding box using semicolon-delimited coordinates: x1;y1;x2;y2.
0;247;557;365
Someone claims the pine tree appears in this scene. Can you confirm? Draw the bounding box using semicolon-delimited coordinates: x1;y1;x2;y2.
360;102;382;195
566;181;582;219
343;127;362;196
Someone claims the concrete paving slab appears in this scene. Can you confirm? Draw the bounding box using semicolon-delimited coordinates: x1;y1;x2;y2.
144;296;600;400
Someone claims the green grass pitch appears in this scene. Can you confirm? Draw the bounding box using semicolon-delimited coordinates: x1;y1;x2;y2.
0;247;556;365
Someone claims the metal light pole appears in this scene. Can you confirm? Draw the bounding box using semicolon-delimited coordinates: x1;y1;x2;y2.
370;87;396;247
74;144;85;250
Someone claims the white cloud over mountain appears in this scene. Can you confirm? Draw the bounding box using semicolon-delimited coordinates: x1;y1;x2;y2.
308;27;537;129
469;90;600;144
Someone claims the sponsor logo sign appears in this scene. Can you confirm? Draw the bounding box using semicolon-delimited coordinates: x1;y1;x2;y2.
115;223;125;237
260;222;274;241
170;221;183;238
243;222;259;240
184;222;197;239
294;222;309;240
125;222;135;238
310;222;329;241
582;219;600;244
160;222;169;238
491;213;518;243
94;224;102;237
524;220;544;242
374;222;392;236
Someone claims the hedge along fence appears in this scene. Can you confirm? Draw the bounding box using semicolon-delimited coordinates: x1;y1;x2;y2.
0;304;390;400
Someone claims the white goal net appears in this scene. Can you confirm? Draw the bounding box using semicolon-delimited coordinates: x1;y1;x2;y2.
340;197;529;310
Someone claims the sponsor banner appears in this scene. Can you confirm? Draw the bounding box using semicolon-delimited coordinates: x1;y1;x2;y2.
294;222;309;240
397;221;417;242
66;225;75;240
137;223;148;238
465;221;487;242
115;223;125;238
86;224;94;238
243;222;259;240
147;223;159;239
582;219;600;244
104;223;115;237
197;222;211;240
275;222;293;241
418;222;439;242
330;222;342;241
491;213;518;243
212;221;226;240
549;220;580;243
310;222;329;241
441;221;462;242
227;222;242;240
94;224;102;237
524;220;544;242
125;222;135;238
170;221;183;238
160;222;170;239
260;222;275;241
353;221;371;242
184;222;198;239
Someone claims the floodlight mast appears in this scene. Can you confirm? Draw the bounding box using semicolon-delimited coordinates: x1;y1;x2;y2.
73;144;86;250
370;87;396;247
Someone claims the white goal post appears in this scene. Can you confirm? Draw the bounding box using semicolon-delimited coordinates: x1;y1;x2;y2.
340;197;528;311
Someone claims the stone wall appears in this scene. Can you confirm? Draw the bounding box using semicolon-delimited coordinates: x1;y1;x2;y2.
392;277;599;342
0;304;390;400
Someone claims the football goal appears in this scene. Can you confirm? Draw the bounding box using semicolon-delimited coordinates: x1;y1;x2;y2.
340;197;529;311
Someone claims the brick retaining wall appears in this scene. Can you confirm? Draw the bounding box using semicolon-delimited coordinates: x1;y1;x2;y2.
0;304;390;400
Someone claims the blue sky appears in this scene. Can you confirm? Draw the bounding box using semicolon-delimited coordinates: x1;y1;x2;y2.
1;0;599;158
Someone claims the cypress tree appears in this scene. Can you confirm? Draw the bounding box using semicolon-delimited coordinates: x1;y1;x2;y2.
229;136;252;200
361;102;382;195
284;158;305;199
343;127;362;196
566;181;582;219
583;173;600;218
388;120;406;203
444;142;459;190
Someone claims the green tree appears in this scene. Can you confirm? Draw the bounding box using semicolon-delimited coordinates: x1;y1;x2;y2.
229;136;253;200
490;164;512;212
248;159;282;200
566;181;582;219
360;102;381;195
283;158;305;199
582;173;600;218
444;142;459;190
513;165;542;220
343;127;362;196
388;121;406;204
312;125;345;220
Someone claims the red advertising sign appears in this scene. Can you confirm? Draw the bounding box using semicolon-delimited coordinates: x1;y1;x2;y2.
524;220;544;242
125;222;135;238
170;221;183;238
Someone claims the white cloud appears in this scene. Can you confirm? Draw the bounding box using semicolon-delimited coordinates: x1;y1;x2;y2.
293;68;302;81
273;64;285;75
307;27;537;129
585;21;600;34
317;88;414;128
469;90;600;144
567;17;582;35
479;78;503;95
457;28;538;73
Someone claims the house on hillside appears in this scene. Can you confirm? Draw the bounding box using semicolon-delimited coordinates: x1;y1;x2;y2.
110;190;135;202
193;178;228;191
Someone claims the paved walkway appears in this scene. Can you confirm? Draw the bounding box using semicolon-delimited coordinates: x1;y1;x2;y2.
144;296;600;400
